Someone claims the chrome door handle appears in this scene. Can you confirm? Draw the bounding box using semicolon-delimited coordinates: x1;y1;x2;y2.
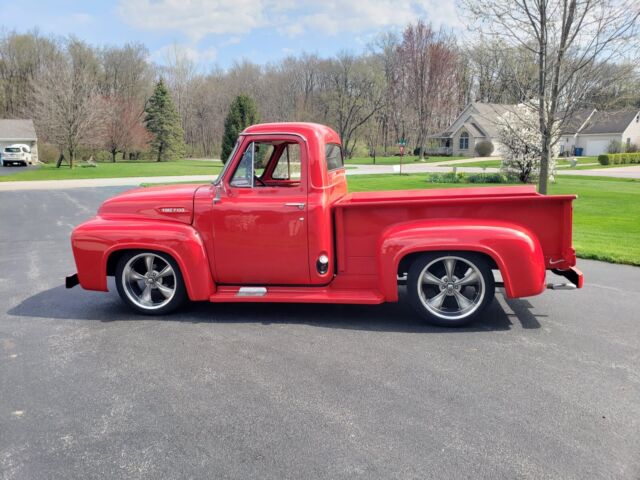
284;203;306;210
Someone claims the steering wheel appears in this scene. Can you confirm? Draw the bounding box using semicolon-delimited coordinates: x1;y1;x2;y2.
254;175;266;186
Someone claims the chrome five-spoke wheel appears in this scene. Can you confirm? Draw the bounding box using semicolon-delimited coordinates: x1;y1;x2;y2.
115;251;186;315
407;253;495;327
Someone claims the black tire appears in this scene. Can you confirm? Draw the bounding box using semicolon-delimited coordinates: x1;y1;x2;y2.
115;250;187;315
407;252;495;327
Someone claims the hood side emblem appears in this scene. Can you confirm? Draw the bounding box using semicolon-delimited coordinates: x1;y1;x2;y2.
158;207;187;214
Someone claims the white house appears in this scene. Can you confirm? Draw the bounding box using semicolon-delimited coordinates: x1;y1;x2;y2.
428;102;517;157
432;103;640;158
0;119;38;161
559;109;640;156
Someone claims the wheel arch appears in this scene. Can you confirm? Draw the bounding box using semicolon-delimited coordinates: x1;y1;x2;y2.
378;220;546;301
71;217;215;301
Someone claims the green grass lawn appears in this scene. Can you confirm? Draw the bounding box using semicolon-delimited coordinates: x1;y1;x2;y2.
346;155;466;165
0;159;222;182
450;156;640;170
450;159;503;168
347;174;640;266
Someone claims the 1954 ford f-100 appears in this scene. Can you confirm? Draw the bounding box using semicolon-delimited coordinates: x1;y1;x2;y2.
67;122;583;326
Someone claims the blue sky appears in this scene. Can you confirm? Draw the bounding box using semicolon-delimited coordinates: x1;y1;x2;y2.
0;0;464;70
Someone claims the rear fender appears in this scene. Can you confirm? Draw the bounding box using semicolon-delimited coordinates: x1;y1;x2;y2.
378;220;546;301
71;217;214;301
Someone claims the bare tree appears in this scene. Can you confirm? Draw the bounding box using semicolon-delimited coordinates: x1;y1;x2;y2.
317;53;385;157
460;0;640;193
32;39;103;166
0;30;58;117
99;96;150;161
398;21;461;159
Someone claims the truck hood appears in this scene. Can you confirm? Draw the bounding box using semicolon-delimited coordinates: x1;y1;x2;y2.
97;184;205;224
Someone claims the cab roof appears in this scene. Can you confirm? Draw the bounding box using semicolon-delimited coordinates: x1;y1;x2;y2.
243;122;341;146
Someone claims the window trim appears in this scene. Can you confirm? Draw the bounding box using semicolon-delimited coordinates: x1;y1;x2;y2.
224;134;308;192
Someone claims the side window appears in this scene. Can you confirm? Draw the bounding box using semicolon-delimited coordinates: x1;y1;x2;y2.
230;142;274;187
272;143;302;180
325;143;343;171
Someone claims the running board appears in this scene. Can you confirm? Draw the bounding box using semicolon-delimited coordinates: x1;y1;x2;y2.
237;287;267;297
546;283;577;290
210;286;385;304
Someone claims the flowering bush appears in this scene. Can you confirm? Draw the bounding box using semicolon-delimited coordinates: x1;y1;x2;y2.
496;107;557;183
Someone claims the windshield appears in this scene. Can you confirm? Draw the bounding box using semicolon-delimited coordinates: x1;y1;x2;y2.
4;147;21;153
213;139;240;185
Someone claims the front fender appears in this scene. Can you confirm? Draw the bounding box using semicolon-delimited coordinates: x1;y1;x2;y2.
378;220;546;301
71;217;214;301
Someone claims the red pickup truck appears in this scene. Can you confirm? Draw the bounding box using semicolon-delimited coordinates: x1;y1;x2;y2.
67;122;583;326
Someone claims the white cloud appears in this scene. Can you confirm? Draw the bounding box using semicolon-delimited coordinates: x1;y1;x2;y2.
118;0;267;41
118;0;464;41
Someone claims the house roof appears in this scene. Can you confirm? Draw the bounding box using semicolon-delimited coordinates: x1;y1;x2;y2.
469;104;519;137
0;119;37;140
579;110;639;135
462;119;486;137
471;102;517;118
441;102;518;139
559;108;595;134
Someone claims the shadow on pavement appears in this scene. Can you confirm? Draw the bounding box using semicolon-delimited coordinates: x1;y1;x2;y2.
7;284;542;333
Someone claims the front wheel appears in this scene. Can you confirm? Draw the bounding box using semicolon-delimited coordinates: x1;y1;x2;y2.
115;251;187;315
407;252;495;327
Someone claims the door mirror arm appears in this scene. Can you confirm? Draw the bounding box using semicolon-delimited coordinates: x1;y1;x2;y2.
213;185;222;204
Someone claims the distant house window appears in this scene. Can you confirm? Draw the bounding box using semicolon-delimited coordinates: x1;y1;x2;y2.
459;132;469;150
627;138;631;148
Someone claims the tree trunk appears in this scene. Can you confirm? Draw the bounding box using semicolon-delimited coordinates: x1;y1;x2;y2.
156;144;163;162
539;132;551;194
111;149;117;163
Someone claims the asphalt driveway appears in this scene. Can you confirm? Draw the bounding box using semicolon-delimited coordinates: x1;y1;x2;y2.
0;164;37;176
0;187;638;479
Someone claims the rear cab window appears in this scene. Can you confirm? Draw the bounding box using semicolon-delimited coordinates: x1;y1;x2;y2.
325;144;343;171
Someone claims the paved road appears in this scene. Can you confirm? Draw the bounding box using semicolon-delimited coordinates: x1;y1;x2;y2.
1;163;640;192
1;187;639;479
0;165;37;177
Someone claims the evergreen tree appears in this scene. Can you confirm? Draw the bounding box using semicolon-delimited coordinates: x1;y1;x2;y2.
221;94;260;163
144;79;186;162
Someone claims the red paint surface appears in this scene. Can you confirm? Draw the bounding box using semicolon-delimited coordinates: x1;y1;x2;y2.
70;122;581;304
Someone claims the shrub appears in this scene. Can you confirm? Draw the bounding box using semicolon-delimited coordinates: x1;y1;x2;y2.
425;172;509;184
621;153;629;164
627;142;639;153
607;139;623;154
474;140;494;156
413;147;422;156
598;154;610;165
425;172;465;183
467;173;509;183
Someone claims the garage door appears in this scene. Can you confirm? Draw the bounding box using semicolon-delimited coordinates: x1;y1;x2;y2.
584;139;611;156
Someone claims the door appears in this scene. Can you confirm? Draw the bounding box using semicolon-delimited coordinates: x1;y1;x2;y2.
211;137;310;285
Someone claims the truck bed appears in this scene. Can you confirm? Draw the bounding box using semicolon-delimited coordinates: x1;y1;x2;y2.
333;185;576;282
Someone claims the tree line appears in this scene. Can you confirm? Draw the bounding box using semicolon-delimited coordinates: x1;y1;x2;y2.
0;13;638;166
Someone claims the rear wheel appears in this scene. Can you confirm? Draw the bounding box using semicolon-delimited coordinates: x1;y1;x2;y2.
115;251;186;315
407;252;495;327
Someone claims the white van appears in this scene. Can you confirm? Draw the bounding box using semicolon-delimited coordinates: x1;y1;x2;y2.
1;144;33;166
